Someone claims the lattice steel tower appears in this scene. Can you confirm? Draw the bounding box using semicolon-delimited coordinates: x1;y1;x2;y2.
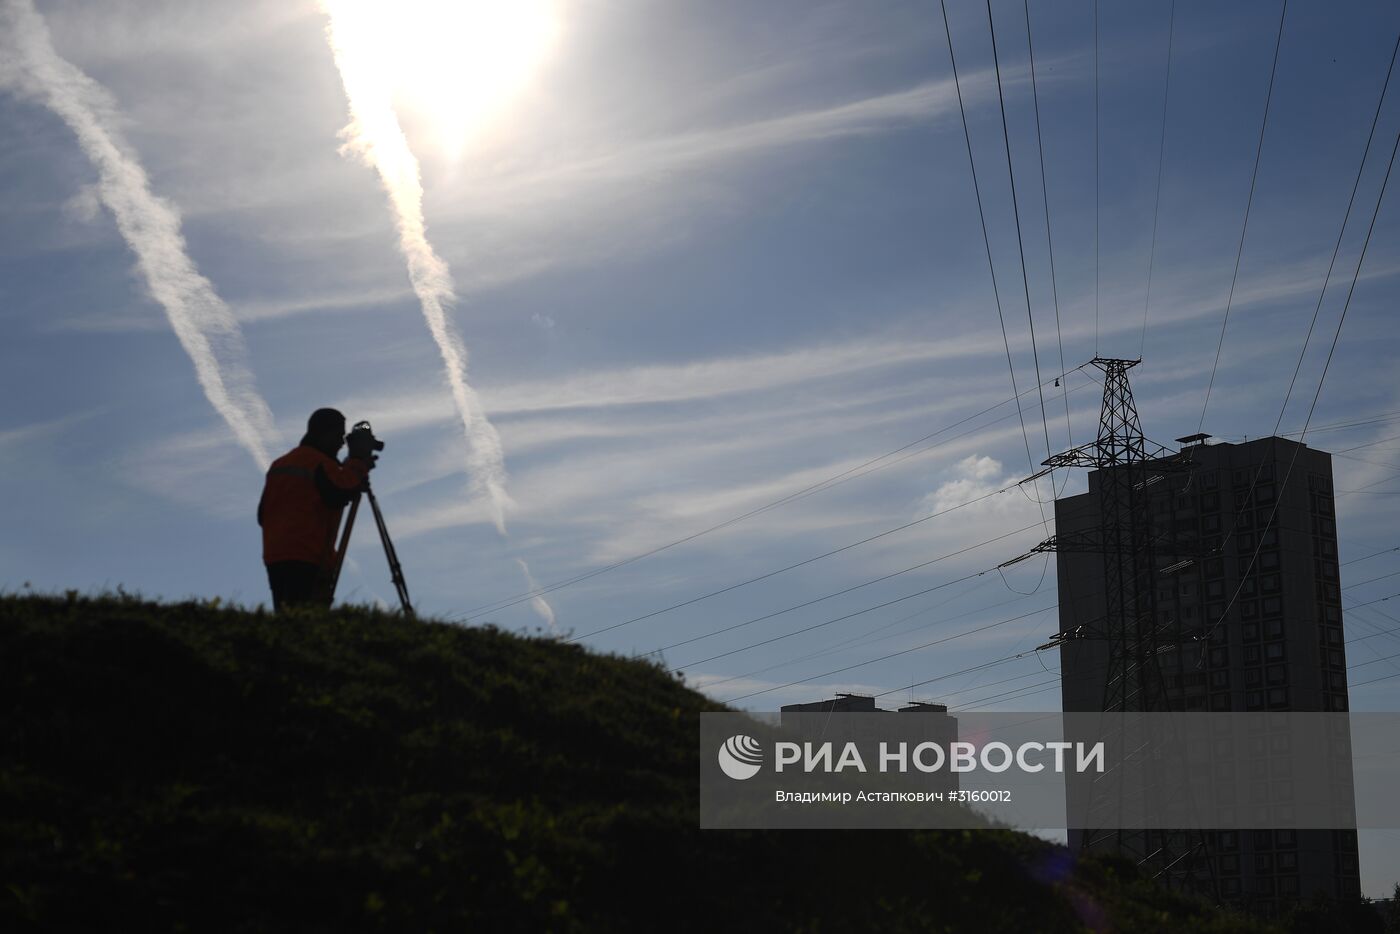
1027;358;1215;896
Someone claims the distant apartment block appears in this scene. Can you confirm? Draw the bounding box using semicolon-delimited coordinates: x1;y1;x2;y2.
779;694;960;794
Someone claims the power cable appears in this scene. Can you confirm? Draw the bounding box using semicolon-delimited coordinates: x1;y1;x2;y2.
1198;28;1399;644
678;570;1046;675
1269;31;1400;441
1198;0;1289;433
644;519;1043;658
452;363;1088;623
1202;102;1400;646
1140;0;1177;358
567;476;1026;644
986;0;1055;475
725;645;1037;706
694;581;1020;693
1093;0;1100;355
1024;0;1073;463
939;0;1052;536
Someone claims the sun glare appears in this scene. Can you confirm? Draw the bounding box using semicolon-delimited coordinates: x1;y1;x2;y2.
337;0;562;157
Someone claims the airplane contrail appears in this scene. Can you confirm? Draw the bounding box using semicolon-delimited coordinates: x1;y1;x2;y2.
0;0;277;469
319;0;556;627
515;558;559;635
320;0;513;534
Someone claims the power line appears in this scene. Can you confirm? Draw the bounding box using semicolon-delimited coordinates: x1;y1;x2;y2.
986;0;1055;472
1023;0;1073;460
567;475;1027;644
646;519;1043;659
676;563;1046;674
938;0;1051;534
958;676;1060;710
960;683;1056;709
713;567;1400;709
719;606;1054;704
1197;0;1289;433
875;649;1037;700
1093;0;1100;356
1342;544;1400;567
1270;31;1400;441
1349;668;1400;690
1140;0;1177;358
1197;26;1399;645
1335;432;1400;454
695;584;1023;693
453;363;1089;622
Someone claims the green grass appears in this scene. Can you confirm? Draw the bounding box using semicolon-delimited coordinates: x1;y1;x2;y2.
1;593;1280;932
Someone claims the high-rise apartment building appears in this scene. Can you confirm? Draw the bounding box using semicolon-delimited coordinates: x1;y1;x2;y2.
1054;436;1360;913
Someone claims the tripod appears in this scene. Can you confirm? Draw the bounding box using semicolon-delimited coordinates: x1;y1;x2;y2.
326;480;415;617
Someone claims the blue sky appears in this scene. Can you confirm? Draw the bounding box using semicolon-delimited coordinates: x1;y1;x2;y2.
4;0;1400;892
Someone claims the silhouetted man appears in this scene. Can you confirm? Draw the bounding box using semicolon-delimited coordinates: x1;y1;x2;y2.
258;408;376;611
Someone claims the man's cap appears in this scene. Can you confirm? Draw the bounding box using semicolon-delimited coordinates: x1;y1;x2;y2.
307;408;346;434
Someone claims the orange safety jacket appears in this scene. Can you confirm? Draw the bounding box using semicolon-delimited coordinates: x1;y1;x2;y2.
258;445;371;568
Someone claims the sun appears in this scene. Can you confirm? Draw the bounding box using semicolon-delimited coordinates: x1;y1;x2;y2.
326;0;562;158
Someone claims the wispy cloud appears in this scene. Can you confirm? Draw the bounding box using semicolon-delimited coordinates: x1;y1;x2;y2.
320;0;512;532
0;408;99;444
0;0;278;469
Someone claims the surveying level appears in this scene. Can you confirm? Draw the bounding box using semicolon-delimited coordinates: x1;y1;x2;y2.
326;478;414;617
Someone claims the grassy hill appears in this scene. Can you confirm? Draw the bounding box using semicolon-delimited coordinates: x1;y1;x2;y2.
0;593;1278;932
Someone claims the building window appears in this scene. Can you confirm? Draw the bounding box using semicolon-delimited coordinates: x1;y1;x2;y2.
1246;691;1263;709
1269;687;1288;707
1245;645;1260;664
1267;664;1287;683
1265;619;1284;639
1246;669;1262;686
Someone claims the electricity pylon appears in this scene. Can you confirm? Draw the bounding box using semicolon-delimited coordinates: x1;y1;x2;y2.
1016;357;1217;898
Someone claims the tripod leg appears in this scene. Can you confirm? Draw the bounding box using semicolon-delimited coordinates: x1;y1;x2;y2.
324;491;362;606
366;488;415;618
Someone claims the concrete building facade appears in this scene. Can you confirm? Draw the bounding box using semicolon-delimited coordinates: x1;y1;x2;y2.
1054;437;1360;913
